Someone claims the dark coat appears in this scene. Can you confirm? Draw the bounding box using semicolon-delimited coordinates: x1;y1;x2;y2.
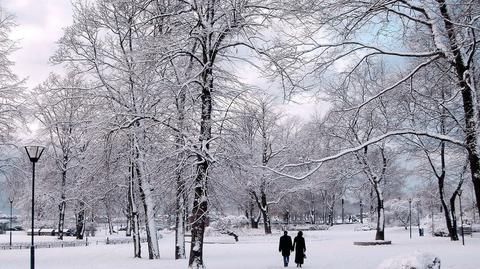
279;235;293;257
293;235;306;264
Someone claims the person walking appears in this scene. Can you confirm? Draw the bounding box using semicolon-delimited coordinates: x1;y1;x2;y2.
293;231;306;268
279;231;293;267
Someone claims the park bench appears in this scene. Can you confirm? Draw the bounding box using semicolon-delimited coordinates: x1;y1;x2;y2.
459;225;472;236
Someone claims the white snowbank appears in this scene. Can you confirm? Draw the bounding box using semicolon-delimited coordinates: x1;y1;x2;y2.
377;251;440;269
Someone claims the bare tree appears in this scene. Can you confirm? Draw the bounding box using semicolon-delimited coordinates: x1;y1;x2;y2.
276;0;480;214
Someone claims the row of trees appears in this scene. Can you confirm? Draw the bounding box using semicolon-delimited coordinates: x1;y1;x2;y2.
0;1;479;268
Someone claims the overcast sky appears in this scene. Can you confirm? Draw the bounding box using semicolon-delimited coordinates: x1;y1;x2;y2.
2;0;326;120
3;0;72;89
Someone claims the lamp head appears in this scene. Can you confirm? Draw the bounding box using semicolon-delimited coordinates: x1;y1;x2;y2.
24;146;45;163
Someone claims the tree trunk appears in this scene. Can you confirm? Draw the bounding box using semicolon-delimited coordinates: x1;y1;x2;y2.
126;208;132;237
249;200;259;228
133;123;160;260
57;199;66;240
175;169;186;259
75;202;85;240
437;0;480;216
260;190;272;234
440;192;457;240
127;154;141;257
374;184;385;240
175;83;187;260
105;200;114;235
435;135;459;241
437;168;459;240
449;195;459;241
57;168;67;240
188;161;209;268
135;160;160;259
330;194;336;226
310;192;316;224
188;67;213;269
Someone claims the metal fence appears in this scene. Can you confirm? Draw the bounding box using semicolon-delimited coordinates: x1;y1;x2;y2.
0;237;147;251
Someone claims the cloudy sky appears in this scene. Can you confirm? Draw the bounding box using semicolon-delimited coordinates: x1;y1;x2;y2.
2;0;326;120
3;0;72;89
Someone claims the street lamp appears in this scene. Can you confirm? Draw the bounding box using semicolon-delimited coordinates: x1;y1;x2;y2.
360;200;363;224
8;195;14;247
417;200;422;236
458;189;465;246
409;198;412;239
25;145;45;269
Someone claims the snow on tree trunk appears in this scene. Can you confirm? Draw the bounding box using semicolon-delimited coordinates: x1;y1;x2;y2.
310;193;316;224
448;195;459;241
250;183;272;235
125;210;132;237
188;161;209;269
57;163;67;240
374;185;385;241
175;169;186;259
75;201;85;240
188;65;213;269
134;130;160;259
136;157;160;259
136;166;159;259
57;198;66;240
261;189;272;234
175;82;187;260
261;210;272;234
105;200;114;235
127;154;141;257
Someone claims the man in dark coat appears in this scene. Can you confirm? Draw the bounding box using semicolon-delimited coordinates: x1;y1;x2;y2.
293;231;306;268
279;231;293;267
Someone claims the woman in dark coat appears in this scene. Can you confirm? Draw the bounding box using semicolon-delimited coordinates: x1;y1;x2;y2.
293;231;306;268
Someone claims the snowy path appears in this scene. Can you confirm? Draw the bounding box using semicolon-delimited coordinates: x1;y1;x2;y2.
1;225;479;269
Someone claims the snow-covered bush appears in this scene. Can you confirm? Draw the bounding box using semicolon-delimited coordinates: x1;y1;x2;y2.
385;199;418;229
471;224;480;232
421;216;449;237
204;226;218;237
377;251;441;269
209;215;249;230
354;224;376;231
309;224;330;231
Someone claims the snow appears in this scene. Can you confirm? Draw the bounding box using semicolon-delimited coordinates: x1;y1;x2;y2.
1;225;479;269
377;251;440;269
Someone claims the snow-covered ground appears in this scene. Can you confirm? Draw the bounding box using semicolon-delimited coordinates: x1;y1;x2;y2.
0;224;478;269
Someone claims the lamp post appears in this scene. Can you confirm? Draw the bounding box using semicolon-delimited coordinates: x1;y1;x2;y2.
360;200;363;224
430;202;434;235
25;146;45;269
8;196;13;247
458;189;465;246
417;200;421;235
409;198;412;239
341;198;345;224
